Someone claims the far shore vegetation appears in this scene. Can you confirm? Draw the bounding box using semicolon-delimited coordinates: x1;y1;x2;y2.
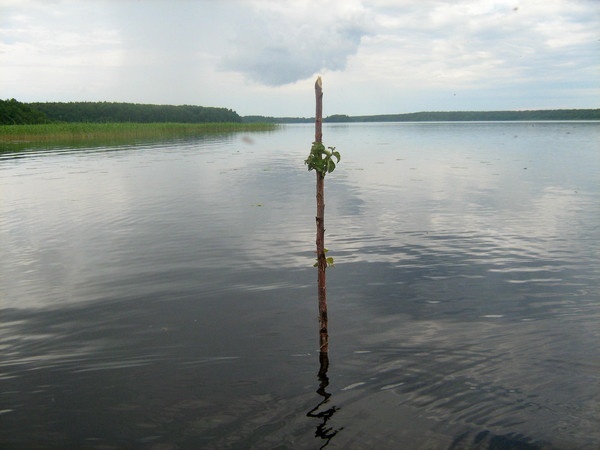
0;122;277;143
0;99;276;150
245;108;600;123
3;98;599;128
0;98;243;125
1;98;598;151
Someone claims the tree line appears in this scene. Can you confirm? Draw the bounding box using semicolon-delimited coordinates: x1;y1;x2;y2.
29;101;241;123
0;99;51;125
325;109;600;122
243;109;600;123
1;99;242;124
3;98;599;125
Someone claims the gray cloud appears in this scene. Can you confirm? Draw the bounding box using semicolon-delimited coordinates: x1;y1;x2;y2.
219;4;369;86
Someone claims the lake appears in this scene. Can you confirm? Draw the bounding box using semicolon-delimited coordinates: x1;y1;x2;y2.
1;122;599;449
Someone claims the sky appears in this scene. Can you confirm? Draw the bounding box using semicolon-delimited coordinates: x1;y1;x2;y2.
1;0;599;117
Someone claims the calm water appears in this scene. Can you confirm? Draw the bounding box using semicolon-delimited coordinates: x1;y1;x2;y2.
1;122;599;449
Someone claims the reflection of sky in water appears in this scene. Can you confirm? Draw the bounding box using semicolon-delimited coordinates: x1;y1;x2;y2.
2;122;598;319
326;124;599;303
1;122;599;447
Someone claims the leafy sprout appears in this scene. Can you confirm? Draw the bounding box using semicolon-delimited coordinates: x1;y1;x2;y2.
305;142;341;176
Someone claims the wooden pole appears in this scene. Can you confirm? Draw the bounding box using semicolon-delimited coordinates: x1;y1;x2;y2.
314;76;328;353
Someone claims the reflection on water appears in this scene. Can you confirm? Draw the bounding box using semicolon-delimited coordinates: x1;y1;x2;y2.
306;352;342;449
1;122;599;448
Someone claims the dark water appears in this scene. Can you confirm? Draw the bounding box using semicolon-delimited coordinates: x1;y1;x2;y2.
1;122;599;449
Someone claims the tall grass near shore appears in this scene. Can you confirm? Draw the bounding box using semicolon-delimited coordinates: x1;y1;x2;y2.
0;122;277;150
0;122;277;140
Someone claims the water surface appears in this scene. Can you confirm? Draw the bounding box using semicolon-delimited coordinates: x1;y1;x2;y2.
1;122;599;448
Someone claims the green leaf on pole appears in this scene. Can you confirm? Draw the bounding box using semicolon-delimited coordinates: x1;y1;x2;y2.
305;142;341;176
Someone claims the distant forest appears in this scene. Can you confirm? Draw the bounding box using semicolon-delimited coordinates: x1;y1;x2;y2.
29;101;241;123
0;99;50;125
0;99;241;124
243;109;600;123
2;98;599;125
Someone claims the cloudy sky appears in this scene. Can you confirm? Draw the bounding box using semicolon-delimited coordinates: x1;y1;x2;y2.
1;0;598;116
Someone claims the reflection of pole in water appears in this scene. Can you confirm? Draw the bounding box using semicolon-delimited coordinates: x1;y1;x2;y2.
306;352;342;448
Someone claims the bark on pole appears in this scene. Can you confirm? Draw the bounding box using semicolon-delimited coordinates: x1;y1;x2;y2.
314;76;328;353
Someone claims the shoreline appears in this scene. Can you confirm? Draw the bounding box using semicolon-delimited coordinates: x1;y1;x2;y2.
0;122;277;145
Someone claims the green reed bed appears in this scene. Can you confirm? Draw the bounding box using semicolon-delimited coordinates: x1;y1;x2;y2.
0;122;277;144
